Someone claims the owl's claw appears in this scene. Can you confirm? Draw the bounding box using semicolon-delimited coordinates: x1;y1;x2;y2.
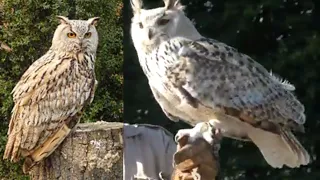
214;128;222;140
175;122;217;144
175;128;193;143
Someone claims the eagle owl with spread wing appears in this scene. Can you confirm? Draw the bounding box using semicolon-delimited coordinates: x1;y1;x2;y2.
130;0;310;168
3;16;99;173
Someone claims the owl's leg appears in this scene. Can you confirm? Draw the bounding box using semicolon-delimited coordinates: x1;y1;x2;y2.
175;122;221;145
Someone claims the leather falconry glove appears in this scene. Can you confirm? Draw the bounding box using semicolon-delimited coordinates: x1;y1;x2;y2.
171;128;221;180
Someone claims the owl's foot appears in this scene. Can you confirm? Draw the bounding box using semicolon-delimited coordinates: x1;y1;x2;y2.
175;122;221;145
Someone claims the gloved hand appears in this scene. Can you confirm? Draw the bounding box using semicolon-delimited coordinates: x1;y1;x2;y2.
171;131;221;180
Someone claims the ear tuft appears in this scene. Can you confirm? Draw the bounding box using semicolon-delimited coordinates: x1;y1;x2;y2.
163;0;184;10
57;16;70;24
131;0;143;14
87;17;100;26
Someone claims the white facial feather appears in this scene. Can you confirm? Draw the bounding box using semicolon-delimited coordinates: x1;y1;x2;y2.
130;0;201;54
51;16;100;54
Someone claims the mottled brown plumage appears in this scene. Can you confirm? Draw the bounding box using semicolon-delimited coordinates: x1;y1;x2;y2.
3;16;100;173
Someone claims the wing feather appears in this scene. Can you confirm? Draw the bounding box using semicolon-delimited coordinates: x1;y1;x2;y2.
4;52;95;162
164;37;305;128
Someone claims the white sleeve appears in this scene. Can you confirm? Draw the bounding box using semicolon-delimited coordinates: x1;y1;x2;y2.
123;124;177;180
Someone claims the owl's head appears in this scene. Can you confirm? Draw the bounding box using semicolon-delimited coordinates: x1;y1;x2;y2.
130;0;201;54
51;16;100;54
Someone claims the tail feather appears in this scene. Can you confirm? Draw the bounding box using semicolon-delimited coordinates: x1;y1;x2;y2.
4;106;24;162
22;123;71;174
3;131;22;162
248;127;310;168
3;134;15;160
280;130;310;166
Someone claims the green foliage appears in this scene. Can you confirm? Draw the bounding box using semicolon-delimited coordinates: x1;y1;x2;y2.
0;0;123;178
75;0;124;122
123;0;319;179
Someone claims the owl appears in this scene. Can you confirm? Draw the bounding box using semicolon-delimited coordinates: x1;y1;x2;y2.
3;16;100;173
130;0;311;168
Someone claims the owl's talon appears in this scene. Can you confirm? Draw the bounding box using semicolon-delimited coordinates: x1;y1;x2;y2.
175;122;214;144
214;128;222;139
175;129;193;143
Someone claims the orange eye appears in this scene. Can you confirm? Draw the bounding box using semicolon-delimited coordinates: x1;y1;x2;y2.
158;19;170;26
84;32;92;38
67;32;76;38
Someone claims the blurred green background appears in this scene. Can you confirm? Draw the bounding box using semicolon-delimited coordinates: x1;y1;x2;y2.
123;0;319;179
0;0;123;178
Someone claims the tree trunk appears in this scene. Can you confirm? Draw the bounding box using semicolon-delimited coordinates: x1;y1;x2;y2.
29;121;123;180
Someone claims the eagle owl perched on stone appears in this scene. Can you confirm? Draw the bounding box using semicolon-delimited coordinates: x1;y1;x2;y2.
3;16;100;173
130;0;310;168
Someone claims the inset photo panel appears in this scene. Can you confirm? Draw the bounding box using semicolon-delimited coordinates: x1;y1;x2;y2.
123;0;316;179
0;0;123;179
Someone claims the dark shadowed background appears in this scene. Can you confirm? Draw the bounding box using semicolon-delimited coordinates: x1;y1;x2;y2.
123;0;320;179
